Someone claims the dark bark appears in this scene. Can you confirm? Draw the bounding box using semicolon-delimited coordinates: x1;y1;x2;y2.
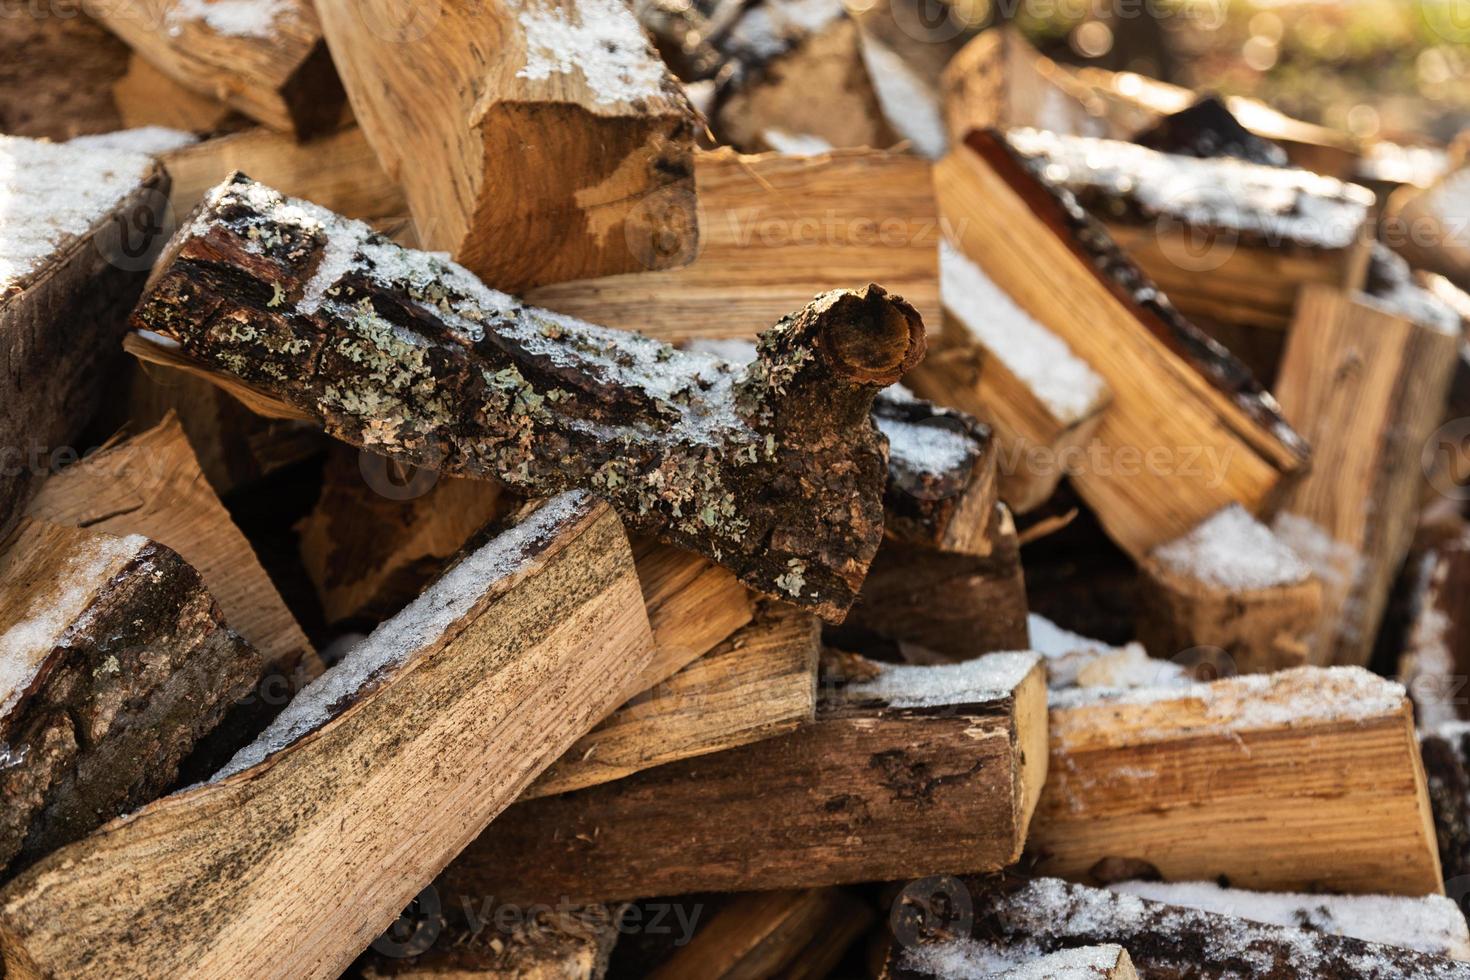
1131;95;1289;167
1422;728;1470;887
874;387;995;551
129;174;925;619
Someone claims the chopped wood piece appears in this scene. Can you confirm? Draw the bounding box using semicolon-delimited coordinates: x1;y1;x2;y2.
933;130;1307;557
894;940;1137;980
438;650;1047;903
1005;128;1375;331
0;493;655;979
127;362;326;494
27;413;314;675
160;126;406;220
630;538;755;690
111;54;242;133
527;148;942;342
0;135;170;537
887;877;1470;980
1273;285;1459;666
837;502;1029;662
1131;95;1290;167
1421;720;1470;885
0;519;262;879
907;239;1111;514
1136;504;1324;673
1030;667;1444;896
525;601;816;799
1387;163;1470;295
1399;529;1470;731
296;444;510;627
1107;879;1470;960
315;0;697;292
361;903;622;979
0;11;128;139
129;175;926;619
644;888;873;980
92;0;344;135
873;384;998;554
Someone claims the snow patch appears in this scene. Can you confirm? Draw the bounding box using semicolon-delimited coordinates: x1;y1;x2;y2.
517;0;667;106
1152;504;1312;591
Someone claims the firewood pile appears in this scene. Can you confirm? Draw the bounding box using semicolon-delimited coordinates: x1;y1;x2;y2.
6;3;1470;978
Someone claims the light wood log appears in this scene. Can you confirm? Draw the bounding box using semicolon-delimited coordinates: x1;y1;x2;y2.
128;175;926;619
159;125;406;220
0;519;262;880
0;493;655;979
645;888;873;980
933;130;1308;557
1273;285;1459;666
314;0;697;293
1135;504;1324;673
527;148;942;342
526;601;816;799
1030;667;1444;896
629;537;755;691
885;877;1470;980
1386;163;1470;296
111;53;240;133
27;413;314;676
437;650;1047;903
0;11;128;139
91;0;344;135
0;135;169;537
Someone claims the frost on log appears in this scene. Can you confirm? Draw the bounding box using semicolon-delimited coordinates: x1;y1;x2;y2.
128;175;927;619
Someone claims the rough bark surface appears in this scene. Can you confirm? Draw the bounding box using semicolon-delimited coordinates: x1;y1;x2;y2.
130;175;926;618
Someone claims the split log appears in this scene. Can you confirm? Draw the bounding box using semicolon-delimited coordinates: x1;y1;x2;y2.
92;0;344;135
1106;880;1470;960
1386;163;1470;295
528;148;942;342
0;493;655;979
314;0;697;293
642;888;873;980
628;538;754;690
907;239;1111;514
1399;529;1470;731
160;126;406;220
1421;720;1470;885
525;601;816;799
0;10;128;140
1135;504;1324;673
933;130;1308;557
360;903;622;979
1004;129;1376;331
838;502;1029;662
112;54;241;133
893;940;1137;980
0;135;170;537
128;175;926;619
885;877;1470;980
1030;667;1444;896
1272;285;1459;666
438;650;1047;903
27;413;314;676
0;519;262;880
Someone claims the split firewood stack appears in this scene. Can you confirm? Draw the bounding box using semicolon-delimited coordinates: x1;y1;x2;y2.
4;5;1470;979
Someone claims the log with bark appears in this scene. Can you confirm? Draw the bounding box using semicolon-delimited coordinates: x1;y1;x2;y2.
933;129;1308;557
1135;504;1324;673
884;877;1470;980
436;650;1047;903
0;135;170;537
1422;720;1470;886
0;518;263;880
1272;285;1459;667
527;148;943;343
892;940;1137;980
0;493;655;979
127;174;926;619
1029;667;1444;896
91;0;345;135
314;0;698;292
1399;528;1470;731
1004;128;1376;332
